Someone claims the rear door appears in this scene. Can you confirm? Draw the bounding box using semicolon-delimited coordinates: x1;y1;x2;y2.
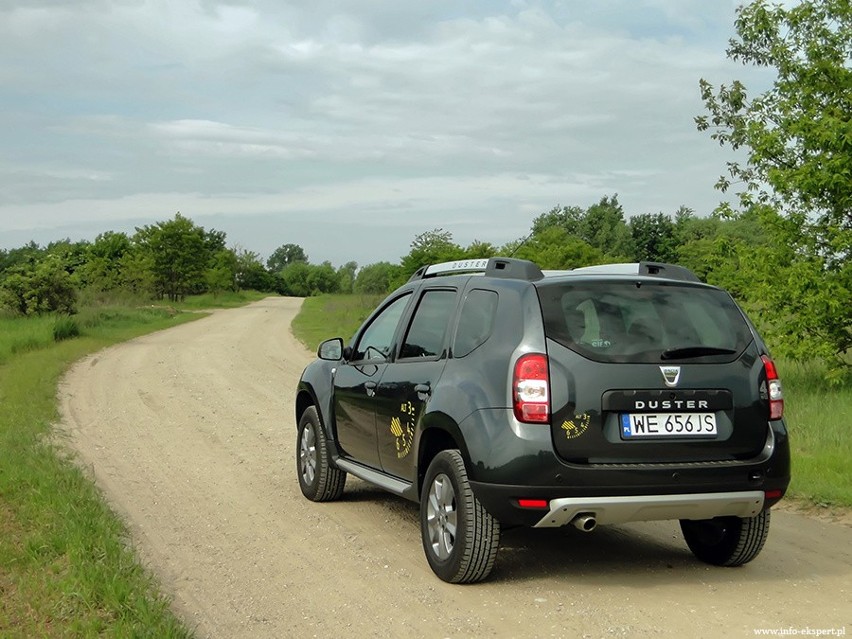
537;279;768;464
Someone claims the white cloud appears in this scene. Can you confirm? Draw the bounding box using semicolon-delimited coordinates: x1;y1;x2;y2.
0;0;765;264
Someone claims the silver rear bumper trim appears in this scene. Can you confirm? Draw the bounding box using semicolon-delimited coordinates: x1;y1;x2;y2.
534;491;765;528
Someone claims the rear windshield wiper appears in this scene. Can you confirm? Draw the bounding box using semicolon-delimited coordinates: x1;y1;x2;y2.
661;346;738;360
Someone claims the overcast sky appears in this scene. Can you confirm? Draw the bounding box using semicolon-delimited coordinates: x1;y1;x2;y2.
0;0;770;267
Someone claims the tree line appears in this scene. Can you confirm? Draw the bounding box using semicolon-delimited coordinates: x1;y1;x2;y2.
1;0;848;379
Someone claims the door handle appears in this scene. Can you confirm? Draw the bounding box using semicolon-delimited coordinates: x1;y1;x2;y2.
415;383;431;399
365;381;377;397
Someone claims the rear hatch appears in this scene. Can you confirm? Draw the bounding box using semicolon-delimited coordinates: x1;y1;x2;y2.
536;278;771;464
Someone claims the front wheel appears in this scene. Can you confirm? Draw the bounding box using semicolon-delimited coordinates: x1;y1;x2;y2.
297;406;346;501
420;450;500;583
680;510;770;567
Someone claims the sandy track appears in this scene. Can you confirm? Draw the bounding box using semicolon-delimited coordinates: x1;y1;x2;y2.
58;297;851;638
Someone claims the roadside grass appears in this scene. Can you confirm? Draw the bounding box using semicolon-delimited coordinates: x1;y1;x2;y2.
291;293;383;352
173;289;271;310
778;358;852;507
0;301;230;638
0;315;56;364
291;294;852;509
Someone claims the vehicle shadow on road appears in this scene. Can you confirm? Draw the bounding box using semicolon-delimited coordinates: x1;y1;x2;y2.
324;479;850;586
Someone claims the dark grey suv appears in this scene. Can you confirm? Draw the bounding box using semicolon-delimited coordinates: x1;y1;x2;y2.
295;258;790;583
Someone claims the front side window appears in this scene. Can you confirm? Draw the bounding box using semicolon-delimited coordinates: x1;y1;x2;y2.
399;290;457;359
354;294;411;361
537;281;752;363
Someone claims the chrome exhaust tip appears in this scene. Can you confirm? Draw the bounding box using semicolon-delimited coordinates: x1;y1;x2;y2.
571;513;597;532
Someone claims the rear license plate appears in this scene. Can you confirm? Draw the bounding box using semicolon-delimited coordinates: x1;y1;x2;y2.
621;413;717;439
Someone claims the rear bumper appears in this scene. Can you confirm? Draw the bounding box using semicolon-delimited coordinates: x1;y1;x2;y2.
533;491;764;527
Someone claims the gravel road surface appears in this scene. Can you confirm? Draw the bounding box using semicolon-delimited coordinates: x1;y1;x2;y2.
59;297;851;638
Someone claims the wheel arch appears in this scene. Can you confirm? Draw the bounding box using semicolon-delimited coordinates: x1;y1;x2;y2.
417;413;469;495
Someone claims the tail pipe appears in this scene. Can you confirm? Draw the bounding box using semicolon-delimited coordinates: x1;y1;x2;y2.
571;513;597;532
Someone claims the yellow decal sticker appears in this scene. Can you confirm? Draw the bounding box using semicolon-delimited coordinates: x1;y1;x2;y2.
561;414;591;440
391;401;416;458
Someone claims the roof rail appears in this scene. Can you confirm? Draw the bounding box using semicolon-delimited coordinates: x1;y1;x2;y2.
566;262;701;282
407;257;544;282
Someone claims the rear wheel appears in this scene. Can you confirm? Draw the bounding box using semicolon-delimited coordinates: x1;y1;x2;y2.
680;510;770;566
297;406;346;501
420;450;500;583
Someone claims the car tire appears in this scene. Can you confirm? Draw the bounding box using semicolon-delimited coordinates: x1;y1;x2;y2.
297;406;346;502
420;450;500;583
680;510;770;567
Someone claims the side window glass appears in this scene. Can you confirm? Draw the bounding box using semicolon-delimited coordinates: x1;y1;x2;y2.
400;290;457;359
453;289;498;358
355;294;411;361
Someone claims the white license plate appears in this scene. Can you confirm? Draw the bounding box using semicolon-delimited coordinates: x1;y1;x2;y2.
621;413;717;438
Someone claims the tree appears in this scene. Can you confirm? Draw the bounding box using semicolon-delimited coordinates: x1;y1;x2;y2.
76;231;133;291
134;213;211;302
266;243;308;274
0;254;77;315
629;213;677;263
512;227;605;270
234;248;274;291
398;229;464;280
580;195;635;259
697;0;852;375
354;262;400;294
336;261;358;294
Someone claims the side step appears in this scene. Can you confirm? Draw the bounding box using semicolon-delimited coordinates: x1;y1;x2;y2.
335;458;414;498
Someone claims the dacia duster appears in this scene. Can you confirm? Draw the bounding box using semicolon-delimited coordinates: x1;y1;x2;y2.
295;258;790;583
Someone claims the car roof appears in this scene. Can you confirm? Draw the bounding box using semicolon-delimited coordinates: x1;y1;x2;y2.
409;257;704;285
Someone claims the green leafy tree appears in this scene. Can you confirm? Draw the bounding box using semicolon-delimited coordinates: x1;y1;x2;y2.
206;249;239;295
0;254;77;315
531;205;584;237
398;229;464;280
336;261;358;294
307;261;339;295
697;0;852;374
266;243;308;274
629;213;677;263
278;262;312;297
462;240;498;259
581;195;635;259
234;248;274;291
354;262;400;294
513;227;605;270
134;213;211;302
76;232;133;291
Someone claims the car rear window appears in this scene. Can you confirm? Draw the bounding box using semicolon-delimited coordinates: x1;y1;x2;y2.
536;280;753;363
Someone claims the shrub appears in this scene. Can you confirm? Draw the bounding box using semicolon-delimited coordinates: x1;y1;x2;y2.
53;315;80;342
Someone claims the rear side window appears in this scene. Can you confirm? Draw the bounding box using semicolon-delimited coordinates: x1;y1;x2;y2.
537;281;752;363
453;289;498;358
399;290;457;359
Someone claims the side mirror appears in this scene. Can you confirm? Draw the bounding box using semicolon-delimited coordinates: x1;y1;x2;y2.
317;337;344;361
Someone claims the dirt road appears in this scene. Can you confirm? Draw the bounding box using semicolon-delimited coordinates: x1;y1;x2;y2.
58;297;851;638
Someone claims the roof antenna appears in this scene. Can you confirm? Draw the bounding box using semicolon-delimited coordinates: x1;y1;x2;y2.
508;232;533;257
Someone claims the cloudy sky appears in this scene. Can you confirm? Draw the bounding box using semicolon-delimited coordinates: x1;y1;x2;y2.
0;0;769;267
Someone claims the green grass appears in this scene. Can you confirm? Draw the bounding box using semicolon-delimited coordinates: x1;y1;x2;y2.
0;315;57;364
291;294;852;509
777;358;852;507
0;292;271;637
172;289;270;310
291;293;384;352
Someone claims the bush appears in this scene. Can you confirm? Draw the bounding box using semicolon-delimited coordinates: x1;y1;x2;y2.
53;315;80;342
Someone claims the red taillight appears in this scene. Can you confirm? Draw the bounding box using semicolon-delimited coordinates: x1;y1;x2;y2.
513;353;549;424
517;499;549;509
761;355;784;420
